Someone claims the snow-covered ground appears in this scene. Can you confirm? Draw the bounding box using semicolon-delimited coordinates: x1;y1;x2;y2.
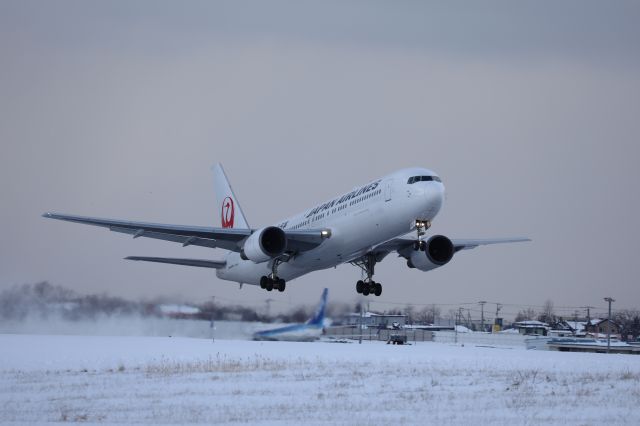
1;334;639;425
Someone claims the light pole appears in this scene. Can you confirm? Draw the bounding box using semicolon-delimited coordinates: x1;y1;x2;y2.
479;301;487;332
210;296;215;343
359;304;364;345
604;297;615;353
455;307;463;344
493;303;502;333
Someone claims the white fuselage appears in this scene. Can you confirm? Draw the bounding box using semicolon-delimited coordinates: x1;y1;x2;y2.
216;168;445;286
252;323;324;342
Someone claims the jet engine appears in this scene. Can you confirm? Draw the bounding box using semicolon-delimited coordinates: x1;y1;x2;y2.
240;226;287;263
406;235;455;271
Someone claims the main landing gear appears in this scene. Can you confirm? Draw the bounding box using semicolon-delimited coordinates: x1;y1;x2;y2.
260;275;285;292
356;279;382;297
260;258;286;292
352;253;382;297
413;219;431;251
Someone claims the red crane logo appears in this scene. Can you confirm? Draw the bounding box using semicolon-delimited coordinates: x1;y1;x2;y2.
221;197;235;228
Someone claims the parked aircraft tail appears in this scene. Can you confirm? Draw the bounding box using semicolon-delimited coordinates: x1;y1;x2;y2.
213;163;250;229
306;288;328;327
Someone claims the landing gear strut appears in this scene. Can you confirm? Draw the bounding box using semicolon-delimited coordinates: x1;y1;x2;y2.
413;219;431;251
352;253;382;297
260;258;286;292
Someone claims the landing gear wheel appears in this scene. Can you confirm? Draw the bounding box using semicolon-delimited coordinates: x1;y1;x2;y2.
266;280;274;291
260;276;268;289
277;278;286;292
419;241;426;251
374;282;382;297
352;253;378;296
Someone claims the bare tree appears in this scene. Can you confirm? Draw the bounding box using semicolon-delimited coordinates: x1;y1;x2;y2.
515;308;537;322
417;304;441;324
613;309;640;341
537;299;556;325
404;305;415;324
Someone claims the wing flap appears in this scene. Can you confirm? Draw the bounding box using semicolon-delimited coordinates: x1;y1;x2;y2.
110;227;233;250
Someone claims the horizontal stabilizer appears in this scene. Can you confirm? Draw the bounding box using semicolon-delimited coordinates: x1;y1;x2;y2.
125;256;226;269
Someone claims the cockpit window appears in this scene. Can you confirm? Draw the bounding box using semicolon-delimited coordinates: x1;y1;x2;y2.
407;175;442;184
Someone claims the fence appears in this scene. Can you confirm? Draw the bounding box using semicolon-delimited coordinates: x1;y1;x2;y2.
325;326;433;342
433;331;528;347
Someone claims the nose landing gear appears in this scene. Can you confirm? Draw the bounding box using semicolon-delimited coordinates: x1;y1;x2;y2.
413;219;431;251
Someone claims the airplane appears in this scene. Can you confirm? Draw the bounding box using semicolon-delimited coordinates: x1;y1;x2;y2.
43;164;529;296
253;288;328;341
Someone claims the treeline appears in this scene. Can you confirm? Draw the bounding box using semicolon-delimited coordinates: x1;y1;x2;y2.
514;299;640;339
0;282;351;324
0;281;153;321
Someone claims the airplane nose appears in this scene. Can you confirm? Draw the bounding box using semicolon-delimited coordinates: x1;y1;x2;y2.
424;183;445;217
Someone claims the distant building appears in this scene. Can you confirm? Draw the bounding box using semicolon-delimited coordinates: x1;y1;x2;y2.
513;320;549;336
563;320;588;336
563;319;621;339
585;319;621;338
344;312;406;328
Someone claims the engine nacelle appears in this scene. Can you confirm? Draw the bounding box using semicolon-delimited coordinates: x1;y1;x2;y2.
407;235;455;272
240;226;287;263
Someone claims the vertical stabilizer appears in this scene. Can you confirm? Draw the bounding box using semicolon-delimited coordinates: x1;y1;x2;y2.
213;163;250;230
306;288;329;326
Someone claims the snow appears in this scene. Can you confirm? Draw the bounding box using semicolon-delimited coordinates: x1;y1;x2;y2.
1;333;640;425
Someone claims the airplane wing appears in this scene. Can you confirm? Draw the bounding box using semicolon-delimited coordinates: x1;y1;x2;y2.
449;237;532;251
43;212;328;254
125;256;226;269
370;236;531;260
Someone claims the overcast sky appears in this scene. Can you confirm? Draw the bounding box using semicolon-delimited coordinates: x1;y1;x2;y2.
1;1;639;319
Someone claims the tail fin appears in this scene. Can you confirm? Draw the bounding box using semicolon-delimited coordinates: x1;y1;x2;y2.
306;288;328;326
213;163;250;230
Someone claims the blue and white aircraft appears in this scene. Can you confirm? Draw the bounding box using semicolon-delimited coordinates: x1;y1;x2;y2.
44;164;529;296
253;288;328;341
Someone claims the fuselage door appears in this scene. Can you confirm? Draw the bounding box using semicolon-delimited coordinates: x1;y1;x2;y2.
384;179;393;201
